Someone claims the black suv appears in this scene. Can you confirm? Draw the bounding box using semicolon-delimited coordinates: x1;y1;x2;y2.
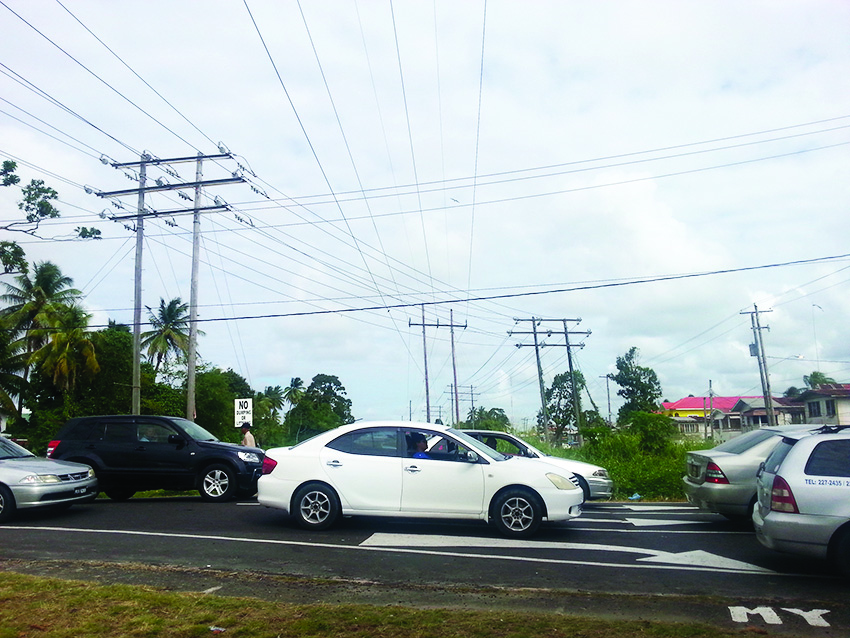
46;415;264;502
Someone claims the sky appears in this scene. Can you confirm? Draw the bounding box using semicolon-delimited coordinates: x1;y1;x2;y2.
1;0;849;427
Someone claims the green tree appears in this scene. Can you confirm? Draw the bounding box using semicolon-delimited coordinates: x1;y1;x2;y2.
1;159;100;275
284;373;353;441
29;303;99;393
0;261;83;413
194;367;238;441
463;406;510;431
140;297;190;375
536;371;584;445
610;347;662;422
283;377;305;411
804;371;836;389
0;328;26;419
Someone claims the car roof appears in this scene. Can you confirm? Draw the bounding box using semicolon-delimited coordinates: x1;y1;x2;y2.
777;424;850;441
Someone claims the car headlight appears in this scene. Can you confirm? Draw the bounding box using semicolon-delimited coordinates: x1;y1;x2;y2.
546;472;578;490
238;451;261;464
87;467;96;479
592;469;609;478
19;474;62;484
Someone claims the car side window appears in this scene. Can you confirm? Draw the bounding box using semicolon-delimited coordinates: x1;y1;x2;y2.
103;422;134;443
326;428;399;457
805;440;850;477
136;422;173;443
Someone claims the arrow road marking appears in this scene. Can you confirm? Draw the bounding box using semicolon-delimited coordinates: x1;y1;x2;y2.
360;533;775;573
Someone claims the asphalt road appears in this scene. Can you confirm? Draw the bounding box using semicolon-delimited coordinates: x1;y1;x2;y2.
0;497;846;635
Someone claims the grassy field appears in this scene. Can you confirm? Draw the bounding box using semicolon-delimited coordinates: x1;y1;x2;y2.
0;571;784;638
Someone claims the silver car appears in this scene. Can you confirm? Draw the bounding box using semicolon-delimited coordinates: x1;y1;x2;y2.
753;426;850;576
0;436;98;522
462;430;613;500
682;425;814;519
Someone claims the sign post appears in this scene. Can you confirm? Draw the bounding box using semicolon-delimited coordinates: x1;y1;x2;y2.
234;398;253;428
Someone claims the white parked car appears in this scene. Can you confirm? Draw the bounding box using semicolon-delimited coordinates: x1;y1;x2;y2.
753;425;850;575
462;430;613;500
0;436;98;523
258;421;583;537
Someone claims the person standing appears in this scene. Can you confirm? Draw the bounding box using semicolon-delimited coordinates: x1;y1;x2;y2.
240;423;255;447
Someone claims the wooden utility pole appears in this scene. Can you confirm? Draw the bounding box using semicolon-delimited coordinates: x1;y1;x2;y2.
742;304;776;428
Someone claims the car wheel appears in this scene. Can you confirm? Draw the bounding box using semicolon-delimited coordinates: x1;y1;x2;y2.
292;482;340;530
199;464;236;502
832;528;850;577
104;488;136;501
492;488;542;538
576;475;591;502
0;484;16;523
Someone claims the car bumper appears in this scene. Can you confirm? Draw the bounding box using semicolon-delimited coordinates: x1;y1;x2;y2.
587;477;613;499
236;466;263;493
682;477;754;517
539;487;583;522
10;478;99;510
753;508;843;559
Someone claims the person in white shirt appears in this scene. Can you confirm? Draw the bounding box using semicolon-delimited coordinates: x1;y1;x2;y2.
240;423;255;447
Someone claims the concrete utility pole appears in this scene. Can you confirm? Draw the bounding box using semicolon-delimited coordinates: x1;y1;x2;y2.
96;153;243;416
409;306;466;423
600;375;612;425
510;318;591;441
455;385;480;425
185;154;203;421
742;304;776;428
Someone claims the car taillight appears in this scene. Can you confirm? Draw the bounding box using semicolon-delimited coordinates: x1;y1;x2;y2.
46;440;60;458
261;456;278;475
770;475;799;513
705;462;729;484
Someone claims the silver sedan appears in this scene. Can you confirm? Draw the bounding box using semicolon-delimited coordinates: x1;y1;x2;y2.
0;436;98;522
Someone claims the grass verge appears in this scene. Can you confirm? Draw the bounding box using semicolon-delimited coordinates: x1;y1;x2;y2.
0;571;782;638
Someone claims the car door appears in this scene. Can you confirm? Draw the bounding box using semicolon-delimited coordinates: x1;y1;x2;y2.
401;430;486;515
318;427;402;513
133;419;196;487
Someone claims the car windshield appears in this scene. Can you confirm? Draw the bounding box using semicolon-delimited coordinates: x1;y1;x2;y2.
0;436;35;460
447;428;508;461
711;429;778;454
171;418;219;442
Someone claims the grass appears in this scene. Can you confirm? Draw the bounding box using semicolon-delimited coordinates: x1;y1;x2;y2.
0;571;782;638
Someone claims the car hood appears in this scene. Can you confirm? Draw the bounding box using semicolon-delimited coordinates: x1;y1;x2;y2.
195;439;264;457
0;455;92;479
538;455;604;474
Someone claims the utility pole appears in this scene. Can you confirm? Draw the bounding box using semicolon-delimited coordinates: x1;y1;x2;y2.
600;375;612;425
96;152;243;416
742;304;776;428
455;385;480;424
409;306;466;423
510;318;590;442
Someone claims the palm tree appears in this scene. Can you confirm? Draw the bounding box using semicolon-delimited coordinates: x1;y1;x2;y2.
140;297;190;374
804;371;836;389
262;385;285;418
0;261;82;411
283;377;305;412
29;303;99;393
0;330;26;418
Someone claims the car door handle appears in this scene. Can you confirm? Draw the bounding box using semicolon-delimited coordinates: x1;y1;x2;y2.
326;460;343;467
405;465;421;473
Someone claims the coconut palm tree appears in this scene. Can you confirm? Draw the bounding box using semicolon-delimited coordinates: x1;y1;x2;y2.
804;371;836;389
140;297;190;374
29;303;99;393
0;261;82;411
283;377;305;411
261;385;285;418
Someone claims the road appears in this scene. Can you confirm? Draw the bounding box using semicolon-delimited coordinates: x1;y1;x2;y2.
0;498;845;634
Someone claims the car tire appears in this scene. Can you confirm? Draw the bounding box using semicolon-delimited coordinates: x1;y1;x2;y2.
491;488;543;538
199;464;236;502
104;488;136;501
292;482;340;530
576;475;591;502
0;484;16;523
831;528;850;577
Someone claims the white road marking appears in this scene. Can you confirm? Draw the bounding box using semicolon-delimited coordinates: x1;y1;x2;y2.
360;533;774;573
624;518;702;527
3;526;792;576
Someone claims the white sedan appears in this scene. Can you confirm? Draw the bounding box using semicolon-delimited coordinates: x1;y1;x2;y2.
258;421;583;537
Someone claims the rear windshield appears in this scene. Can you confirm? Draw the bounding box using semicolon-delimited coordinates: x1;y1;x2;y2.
763;438;795;474
805;439;850;477
712;429;778;454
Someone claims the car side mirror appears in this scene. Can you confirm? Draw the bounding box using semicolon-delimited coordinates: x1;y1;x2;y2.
756;460;765;478
168;434;184;447
465;450;479;464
